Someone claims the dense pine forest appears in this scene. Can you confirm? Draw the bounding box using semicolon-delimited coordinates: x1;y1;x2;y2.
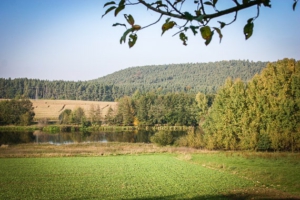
93;60;267;95
0;60;266;100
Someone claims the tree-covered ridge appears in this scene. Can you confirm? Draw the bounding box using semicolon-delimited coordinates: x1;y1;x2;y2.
94;60;267;94
0;60;267;100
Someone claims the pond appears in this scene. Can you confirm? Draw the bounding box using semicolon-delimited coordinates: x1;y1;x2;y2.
0;130;187;145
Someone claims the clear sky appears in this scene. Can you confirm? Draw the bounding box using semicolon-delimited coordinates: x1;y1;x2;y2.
0;0;299;81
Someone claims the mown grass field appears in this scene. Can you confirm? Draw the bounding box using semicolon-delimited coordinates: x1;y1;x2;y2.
0;146;299;199
30;99;117;120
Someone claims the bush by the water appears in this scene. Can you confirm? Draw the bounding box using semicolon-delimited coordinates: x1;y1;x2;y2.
150;131;174;146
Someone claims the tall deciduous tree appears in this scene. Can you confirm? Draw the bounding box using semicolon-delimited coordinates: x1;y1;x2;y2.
117;96;135;125
203;77;247;150
195;92;208;124
104;106;116;125
245;59;300;151
89;104;96;123
59;109;72;124
71;107;86;125
203;58;300;151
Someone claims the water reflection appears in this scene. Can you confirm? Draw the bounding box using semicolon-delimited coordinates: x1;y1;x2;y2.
0;131;35;145
0;130;186;145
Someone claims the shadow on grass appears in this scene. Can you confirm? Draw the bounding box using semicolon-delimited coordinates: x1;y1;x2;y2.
125;192;300;200
69;193;300;200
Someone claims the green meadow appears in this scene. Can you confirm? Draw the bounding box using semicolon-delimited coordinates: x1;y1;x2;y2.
0;153;299;200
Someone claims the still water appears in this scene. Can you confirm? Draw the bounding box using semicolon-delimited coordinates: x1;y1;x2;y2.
0;130;186;145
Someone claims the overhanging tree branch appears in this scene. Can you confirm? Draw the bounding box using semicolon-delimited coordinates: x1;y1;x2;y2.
103;0;297;47
204;0;261;21
137;0;184;19
138;0;262;22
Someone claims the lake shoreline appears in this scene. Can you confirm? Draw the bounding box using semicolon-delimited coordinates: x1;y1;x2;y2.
0;125;193;132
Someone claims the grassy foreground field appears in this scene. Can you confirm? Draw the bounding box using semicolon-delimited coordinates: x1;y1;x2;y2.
0;143;300;199
30;99;118;120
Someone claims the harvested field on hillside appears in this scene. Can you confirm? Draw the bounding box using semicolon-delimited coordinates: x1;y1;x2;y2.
30;100;117;120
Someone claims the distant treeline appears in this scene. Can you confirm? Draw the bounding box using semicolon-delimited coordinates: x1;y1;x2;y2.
0;60;266;101
0;79;119;101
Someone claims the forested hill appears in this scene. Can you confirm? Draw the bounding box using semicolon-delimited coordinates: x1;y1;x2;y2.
93;60;267;94
0;60;267;101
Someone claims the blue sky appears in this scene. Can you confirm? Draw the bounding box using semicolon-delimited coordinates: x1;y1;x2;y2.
0;0;299;81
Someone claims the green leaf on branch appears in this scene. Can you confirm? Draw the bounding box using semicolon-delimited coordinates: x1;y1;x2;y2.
243;21;254;40
247;18;253;24
184;12;194;21
132;25;141;31
103;1;116;7
218;21;226;29
179;32;188;46
115;5;125;16
261;0;271;8
102;6;117;18
151;1;168;9
174;0;183;6
150;0;162;6
124;14;135;26
118;0;125;6
195;15;204;23
120;28;133;44
195;9;201;16
205;31;214;46
200;26;212;40
200;26;213;45
190;26;199;35
204;1;213;6
293;1;298;11
128;34;138;48
161;19;176;35
213;0;218;7
112;23;127;28
213;27;223;43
